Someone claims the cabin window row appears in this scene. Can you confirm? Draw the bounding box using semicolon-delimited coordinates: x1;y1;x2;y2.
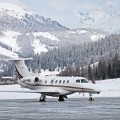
45;80;69;84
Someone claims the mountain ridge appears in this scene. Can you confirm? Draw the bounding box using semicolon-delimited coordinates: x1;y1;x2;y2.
75;0;120;33
0;3;107;56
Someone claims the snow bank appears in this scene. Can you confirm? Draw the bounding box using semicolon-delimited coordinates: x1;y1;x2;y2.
71;78;120;98
94;78;120;97
0;84;40;100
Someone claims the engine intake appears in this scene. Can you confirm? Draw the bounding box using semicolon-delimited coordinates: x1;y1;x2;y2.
35;77;39;83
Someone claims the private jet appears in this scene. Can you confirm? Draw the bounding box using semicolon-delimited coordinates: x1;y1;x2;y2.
1;58;100;102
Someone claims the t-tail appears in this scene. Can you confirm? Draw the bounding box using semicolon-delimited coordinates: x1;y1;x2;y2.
1;58;33;79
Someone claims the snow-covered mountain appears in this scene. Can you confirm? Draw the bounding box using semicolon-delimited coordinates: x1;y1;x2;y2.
75;0;120;33
0;29;106;55
0;3;107;56
0;3;68;32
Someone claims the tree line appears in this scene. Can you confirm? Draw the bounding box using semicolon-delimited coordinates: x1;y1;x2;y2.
1;33;120;81
29;33;120;73
59;52;120;81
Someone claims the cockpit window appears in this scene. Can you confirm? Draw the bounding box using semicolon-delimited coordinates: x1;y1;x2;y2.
76;79;80;83
81;79;88;83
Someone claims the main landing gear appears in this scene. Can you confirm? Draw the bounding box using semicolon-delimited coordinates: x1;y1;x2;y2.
89;94;94;101
58;95;64;101
58;95;67;102
39;94;46;102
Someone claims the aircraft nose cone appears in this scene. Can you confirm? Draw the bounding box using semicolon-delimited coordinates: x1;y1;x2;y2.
88;83;101;94
93;84;101;94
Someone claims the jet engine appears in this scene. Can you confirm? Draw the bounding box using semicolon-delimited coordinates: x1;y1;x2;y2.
20;76;42;85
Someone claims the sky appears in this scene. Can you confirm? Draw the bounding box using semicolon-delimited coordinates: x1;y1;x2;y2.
0;0;116;29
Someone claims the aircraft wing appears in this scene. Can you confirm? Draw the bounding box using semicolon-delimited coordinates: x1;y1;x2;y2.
0;90;59;94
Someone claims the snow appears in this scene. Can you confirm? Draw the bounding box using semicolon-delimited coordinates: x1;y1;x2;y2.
0;78;120;100
0;85;40;100
95;78;120;97
32;39;48;54
76;30;88;34
67;31;76;34
0;46;19;58
0;30;21;52
91;34;105;42
67;29;105;42
39;69;60;76
31;32;60;54
75;0;120;33
33;32;60;42
0;30;59;54
0;3;33;19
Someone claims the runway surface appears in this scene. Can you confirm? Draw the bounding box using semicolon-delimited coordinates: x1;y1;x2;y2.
0;98;120;120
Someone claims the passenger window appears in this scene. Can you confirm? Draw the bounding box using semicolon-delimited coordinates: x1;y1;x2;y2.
45;80;47;83
81;79;88;83
51;80;54;84
76;79;80;83
67;80;69;84
63;80;65;84
55;80;58;83
59;80;61;83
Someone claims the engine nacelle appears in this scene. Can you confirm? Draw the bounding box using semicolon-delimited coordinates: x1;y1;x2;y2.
20;76;43;85
34;77;43;85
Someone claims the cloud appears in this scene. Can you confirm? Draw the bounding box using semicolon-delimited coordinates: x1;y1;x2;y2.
46;0;98;12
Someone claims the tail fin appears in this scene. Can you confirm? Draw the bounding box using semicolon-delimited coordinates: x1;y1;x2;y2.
1;58;33;78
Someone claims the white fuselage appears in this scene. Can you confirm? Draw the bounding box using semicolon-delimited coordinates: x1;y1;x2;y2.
18;76;100;97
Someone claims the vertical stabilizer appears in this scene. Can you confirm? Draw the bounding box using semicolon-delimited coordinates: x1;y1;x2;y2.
1;58;33;78
14;59;31;78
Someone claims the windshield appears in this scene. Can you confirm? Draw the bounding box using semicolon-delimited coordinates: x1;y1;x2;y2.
76;79;89;83
81;79;88;83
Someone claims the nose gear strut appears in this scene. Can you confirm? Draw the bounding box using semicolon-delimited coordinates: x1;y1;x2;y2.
89;93;94;101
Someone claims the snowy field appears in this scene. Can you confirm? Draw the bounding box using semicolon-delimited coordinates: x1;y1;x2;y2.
0;78;120;100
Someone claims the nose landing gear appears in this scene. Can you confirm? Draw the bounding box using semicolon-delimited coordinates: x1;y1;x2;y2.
89;93;94;101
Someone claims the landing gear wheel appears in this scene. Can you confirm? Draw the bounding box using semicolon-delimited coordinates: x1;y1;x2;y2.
39;94;46;102
58;95;64;102
89;97;94;101
89;94;94;101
